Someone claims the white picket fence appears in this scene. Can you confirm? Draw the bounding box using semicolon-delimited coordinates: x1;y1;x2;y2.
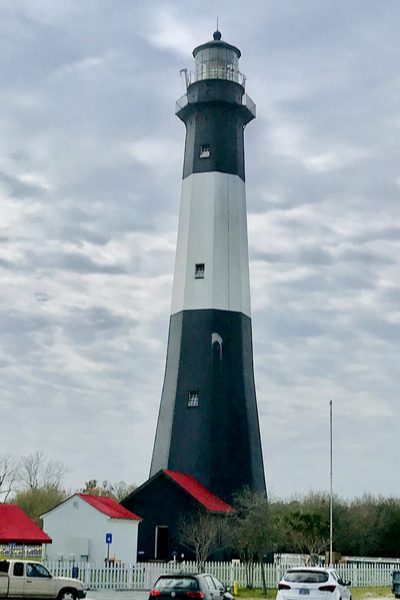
43;560;400;591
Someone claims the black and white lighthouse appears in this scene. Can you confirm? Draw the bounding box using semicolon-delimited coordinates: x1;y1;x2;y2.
150;31;266;502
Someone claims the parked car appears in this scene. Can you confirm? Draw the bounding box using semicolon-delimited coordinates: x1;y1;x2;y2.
0;560;86;600
149;574;234;600
392;571;400;598
276;567;351;600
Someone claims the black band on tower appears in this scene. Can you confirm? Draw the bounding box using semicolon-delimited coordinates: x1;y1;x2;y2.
177;80;255;181
150;309;265;502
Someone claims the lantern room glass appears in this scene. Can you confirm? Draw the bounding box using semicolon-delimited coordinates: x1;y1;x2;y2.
194;46;239;83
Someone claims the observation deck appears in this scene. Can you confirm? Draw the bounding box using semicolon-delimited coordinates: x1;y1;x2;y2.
176;30;256;119
175;90;256;119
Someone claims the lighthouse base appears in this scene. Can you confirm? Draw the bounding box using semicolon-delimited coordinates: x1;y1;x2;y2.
150;308;266;502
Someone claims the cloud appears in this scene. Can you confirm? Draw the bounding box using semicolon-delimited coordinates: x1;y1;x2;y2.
144;6;200;56
0;0;400;501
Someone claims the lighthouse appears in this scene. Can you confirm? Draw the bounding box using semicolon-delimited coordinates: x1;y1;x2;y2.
150;31;266;502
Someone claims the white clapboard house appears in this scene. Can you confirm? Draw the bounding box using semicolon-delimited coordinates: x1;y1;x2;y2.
41;493;141;564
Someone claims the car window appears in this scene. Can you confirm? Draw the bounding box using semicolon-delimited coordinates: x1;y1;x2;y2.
13;563;24;577
26;563;51;578
0;562;9;574
204;576;216;590
284;571;329;583
156;578;199;591
212;577;225;591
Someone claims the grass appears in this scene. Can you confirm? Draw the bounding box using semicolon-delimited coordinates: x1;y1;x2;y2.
235;587;392;600
236;588;269;598
351;588;391;599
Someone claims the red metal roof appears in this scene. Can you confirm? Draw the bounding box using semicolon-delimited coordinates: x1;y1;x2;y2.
163;471;235;513
77;494;141;520
0;505;52;544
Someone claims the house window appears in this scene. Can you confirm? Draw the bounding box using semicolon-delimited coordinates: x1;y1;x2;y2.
195;263;205;279
188;391;199;407
200;144;210;158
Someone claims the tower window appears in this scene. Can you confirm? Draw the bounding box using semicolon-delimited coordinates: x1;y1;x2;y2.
200;144;210;158
195;263;205;279
188;391;199;407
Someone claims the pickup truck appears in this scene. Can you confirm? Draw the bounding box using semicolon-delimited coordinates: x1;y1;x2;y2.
0;560;86;599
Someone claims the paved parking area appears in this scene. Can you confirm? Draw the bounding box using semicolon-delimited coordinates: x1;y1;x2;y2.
86;590;149;600
85;592;393;600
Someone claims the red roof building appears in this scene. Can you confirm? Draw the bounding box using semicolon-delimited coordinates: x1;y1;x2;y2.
0;505;52;545
163;471;235;514
121;469;235;561
41;494;141;564
77;494;141;520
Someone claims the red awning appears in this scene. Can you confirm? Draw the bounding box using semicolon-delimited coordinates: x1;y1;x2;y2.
0;505;52;544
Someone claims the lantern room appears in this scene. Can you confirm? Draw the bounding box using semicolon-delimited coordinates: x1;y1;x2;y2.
192;30;243;85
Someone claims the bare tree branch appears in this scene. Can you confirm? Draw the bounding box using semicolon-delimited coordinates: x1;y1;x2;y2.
19;451;70;490
178;511;226;570
0;455;20;501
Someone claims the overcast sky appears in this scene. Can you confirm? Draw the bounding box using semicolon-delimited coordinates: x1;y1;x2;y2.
1;0;400;501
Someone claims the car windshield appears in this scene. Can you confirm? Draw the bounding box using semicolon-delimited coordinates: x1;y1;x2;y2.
156;578;199;591
284;571;329;583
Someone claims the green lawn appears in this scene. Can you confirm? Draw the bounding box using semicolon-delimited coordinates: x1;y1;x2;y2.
351;588;391;600
235;587;392;599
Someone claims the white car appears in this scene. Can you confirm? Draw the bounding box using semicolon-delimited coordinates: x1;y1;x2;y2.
276;567;351;600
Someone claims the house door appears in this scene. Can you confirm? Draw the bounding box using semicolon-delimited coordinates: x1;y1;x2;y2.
155;526;168;560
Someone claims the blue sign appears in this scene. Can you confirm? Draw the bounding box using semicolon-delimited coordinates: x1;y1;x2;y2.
106;533;112;544
72;567;79;579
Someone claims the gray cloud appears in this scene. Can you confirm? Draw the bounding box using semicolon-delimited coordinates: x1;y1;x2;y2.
0;0;400;499
0;171;46;199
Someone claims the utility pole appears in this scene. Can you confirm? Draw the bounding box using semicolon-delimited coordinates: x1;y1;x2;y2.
329;400;333;565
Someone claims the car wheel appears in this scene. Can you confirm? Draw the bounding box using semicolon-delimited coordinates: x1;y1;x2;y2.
58;590;77;600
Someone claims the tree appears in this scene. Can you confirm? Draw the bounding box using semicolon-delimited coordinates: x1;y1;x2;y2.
13;485;67;527
10;451;70;527
0;454;20;502
278;492;330;559
229;488;273;589
19;451;70;490
81;479;136;501
178;511;227;570
286;509;329;556
82;479;112;496
113;481;137;502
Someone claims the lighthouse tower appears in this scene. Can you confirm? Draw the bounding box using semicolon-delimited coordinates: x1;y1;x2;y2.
150;31;266;502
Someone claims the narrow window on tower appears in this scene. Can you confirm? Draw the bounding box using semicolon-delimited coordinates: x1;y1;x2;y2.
200;144;210;158
188;391;199;407
195;263;205;279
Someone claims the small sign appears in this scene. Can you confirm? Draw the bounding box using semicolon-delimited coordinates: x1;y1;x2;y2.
72;567;79;579
106;533;112;544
